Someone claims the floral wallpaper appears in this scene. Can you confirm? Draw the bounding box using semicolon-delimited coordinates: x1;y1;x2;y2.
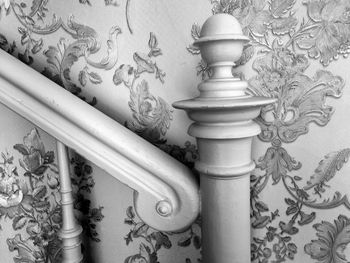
0;117;104;262
0;0;350;262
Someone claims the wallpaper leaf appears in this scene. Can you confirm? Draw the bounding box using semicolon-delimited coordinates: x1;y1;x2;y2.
148;32;162;57
29;0;46;17
13;144;30;155
236;44;254;66
0;0;349;262
87;71;102;85
126;206;135;219
0;32;7;45
84;26;122;70
190;24;201;40
187;24;201;55
32;185;47;200
7;234;45;263
78;69;87;87
12;215;27;230
178;232;192;247
44;39;65;74
79;0;91;6
304;148;350;191
257;146;301;184
305;215;350;263
127;80;173;143
277;70;344;142
151;232;171;250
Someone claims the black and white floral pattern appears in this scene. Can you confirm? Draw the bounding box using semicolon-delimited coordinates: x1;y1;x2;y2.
0;0;349;262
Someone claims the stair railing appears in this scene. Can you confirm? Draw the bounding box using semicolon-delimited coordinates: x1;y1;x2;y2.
0;14;275;263
0;48;199;262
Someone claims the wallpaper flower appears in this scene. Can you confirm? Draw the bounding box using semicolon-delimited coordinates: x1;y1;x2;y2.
0;128;103;263
0;0;349;262
206;0;350;262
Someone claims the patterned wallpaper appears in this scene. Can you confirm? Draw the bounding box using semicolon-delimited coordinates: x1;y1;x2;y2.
0;0;350;262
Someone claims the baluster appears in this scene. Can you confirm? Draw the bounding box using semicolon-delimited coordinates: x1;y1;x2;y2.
173;14;275;263
56;141;83;263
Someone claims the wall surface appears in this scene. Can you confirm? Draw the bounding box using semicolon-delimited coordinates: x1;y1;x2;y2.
0;0;350;262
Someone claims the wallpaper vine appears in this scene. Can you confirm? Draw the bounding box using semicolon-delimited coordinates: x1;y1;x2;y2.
0;127;103;262
207;0;350;262
0;0;349;262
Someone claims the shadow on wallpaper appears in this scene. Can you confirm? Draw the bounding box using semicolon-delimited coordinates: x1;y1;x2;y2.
0;127;103;262
0;0;350;262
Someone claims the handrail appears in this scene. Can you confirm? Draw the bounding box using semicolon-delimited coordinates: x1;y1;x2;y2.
0;48;199;232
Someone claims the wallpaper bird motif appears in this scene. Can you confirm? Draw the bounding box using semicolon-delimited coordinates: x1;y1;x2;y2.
0;0;349;262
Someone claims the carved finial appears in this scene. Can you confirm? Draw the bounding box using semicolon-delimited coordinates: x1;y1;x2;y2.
194;14;249;80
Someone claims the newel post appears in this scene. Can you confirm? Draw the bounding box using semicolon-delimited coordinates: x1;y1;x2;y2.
173;14;275;263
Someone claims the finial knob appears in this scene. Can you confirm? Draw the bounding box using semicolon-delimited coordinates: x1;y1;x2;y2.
194;14;249;79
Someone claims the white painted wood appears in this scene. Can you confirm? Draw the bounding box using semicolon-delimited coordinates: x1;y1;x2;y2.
57;141;83;263
0;48;199;232
173;14;275;263
0;14;276;262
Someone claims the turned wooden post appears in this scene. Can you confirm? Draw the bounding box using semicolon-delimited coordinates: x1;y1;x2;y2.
173;14;275;263
56;141;83;263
